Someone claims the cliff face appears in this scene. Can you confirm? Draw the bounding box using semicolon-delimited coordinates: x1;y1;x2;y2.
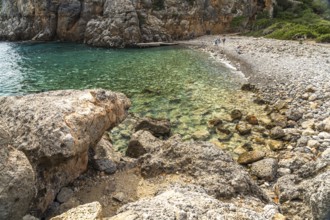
0;0;267;47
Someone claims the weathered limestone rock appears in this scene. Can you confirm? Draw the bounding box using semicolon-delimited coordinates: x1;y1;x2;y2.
126;130;163;158
251;158;278;181
0;89;130;218
0;145;36;220
0;0;272;47
50;201;102;220
138;136;269;201
110;185;279;220
90;136;122;174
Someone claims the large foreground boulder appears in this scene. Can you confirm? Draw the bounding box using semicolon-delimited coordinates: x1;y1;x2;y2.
0;89;130;218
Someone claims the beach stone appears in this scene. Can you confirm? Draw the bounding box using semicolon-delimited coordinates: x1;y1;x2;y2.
307;140;320;148
251;158;278;181
192;129;210;140
230;109;243;121
216;128;233;142
270;113;287;128
126;130;162;158
50;202;102;220
135;117;171;137
0;89;130;217
268;140;285;151
270;126;285;139
113;192;126;203
286;109;303;121
321;117;330;132
318;132;330;139
208;118;223;127
246;115;259;125
111;185;278;220
305;85;316;93
237;150;266;165
56;187;74;204
235;122;252;135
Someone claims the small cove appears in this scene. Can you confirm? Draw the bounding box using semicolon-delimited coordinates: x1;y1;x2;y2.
0;41;267;155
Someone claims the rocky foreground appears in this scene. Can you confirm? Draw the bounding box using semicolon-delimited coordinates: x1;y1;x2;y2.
1;37;330;220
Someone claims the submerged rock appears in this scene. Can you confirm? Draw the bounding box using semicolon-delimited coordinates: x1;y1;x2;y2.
0;89;130;218
236;122;252;135
135;117;171;137
230;109;243;121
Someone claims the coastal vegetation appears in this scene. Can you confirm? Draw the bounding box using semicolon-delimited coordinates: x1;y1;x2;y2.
233;0;330;42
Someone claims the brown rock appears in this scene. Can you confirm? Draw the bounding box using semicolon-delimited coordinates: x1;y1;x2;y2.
246;115;259;125
268;140;285;151
231;109;243;121
237;150;266;165
135;117;171;137
235;122;252;135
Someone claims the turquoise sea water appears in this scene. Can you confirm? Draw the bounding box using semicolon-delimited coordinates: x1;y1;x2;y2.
0;41;263;151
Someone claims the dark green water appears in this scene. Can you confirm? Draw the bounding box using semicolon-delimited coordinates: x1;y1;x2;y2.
0;41;263;151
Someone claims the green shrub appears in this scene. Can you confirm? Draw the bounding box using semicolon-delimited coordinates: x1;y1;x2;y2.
230;16;247;28
267;23;318;39
316;33;330;42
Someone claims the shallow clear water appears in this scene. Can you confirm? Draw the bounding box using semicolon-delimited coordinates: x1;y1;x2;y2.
0;41;265;152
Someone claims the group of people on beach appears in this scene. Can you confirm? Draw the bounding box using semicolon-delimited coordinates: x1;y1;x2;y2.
214;36;226;46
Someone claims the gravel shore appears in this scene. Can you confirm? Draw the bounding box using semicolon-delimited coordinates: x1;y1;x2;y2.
180;36;330;219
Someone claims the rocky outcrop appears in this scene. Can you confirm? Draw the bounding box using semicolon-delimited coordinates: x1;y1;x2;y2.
128;131;269;202
0;89;130;219
0;0;267;47
110;185;279;220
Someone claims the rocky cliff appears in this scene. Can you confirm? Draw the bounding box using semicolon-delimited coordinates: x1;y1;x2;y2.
0;0;267;47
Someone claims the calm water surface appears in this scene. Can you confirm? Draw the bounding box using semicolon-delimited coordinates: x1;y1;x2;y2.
0;41;264;152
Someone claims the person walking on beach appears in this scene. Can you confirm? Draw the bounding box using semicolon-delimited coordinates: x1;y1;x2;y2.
222;35;226;45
